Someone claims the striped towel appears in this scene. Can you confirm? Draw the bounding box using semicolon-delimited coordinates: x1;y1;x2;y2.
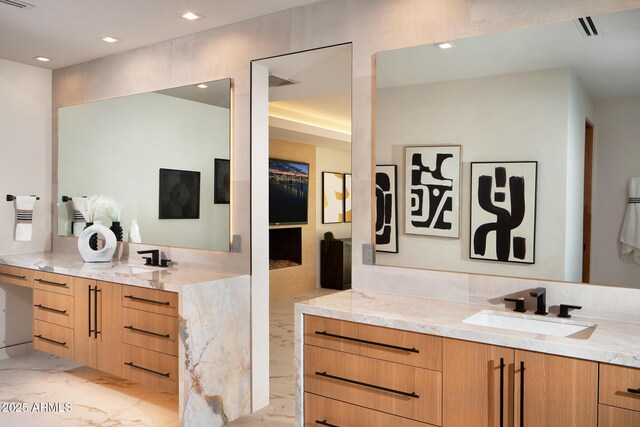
15;195;37;241
620;177;640;264
71;197;88;237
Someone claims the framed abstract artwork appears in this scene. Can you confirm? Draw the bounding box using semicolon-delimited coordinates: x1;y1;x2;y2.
405;145;461;238
375;165;398;253
322;172;344;224
344;173;352;223
158;168;201;219
214;158;230;204
470;161;537;264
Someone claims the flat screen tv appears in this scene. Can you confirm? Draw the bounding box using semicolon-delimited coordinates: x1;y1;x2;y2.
269;158;309;225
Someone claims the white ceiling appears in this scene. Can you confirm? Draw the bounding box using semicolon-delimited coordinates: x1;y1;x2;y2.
377;8;640;100
0;0;323;70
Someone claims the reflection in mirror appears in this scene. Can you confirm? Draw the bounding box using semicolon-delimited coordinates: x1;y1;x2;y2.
58;78;231;251
375;9;640;288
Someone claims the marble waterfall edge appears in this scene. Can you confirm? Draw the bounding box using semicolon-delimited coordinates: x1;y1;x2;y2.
179;275;251;426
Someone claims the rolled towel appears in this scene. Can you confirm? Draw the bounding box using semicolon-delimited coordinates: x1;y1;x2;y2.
15;195;37;242
620;177;640;264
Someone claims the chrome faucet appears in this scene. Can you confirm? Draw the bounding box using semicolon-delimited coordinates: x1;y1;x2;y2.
529;287;547;315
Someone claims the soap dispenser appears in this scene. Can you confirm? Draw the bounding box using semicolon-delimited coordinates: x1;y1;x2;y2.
128;220;142;243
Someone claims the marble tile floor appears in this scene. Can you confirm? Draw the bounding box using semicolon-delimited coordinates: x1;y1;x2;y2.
0;288;336;427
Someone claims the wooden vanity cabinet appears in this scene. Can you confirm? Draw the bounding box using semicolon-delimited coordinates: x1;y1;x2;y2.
0;265;33;288
598;364;640;426
73;278;123;378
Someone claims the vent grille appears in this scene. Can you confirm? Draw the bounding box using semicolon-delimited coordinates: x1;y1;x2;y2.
0;0;34;8
269;75;298;88
576;16;598;37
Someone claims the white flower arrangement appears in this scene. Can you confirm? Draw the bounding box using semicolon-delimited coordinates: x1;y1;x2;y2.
78;195;121;223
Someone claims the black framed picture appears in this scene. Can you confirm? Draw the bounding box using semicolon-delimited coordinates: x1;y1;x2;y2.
158;168;201;219
269;158;309;225
470;161;537;264
375;165;398;253
214;158;230;204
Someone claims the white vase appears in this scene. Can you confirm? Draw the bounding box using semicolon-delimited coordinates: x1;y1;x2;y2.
78;223;116;262
128;220;142;243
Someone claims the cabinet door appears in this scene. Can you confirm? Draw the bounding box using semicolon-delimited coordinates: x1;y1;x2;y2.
443;338;514;427
73;278;97;368
95;281;122;377
514;350;597;427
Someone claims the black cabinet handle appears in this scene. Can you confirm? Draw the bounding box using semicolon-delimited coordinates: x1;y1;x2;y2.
314;330;419;353
315;420;339;427
124;295;170;306
315;371;419;398
88;285;93;337
628;388;640;394
34;304;67;314
520;361;525;427
34;334;67;347
124;325;170;339
124;362;170;378
499;357;505;427
35;278;68;288
94;287;101;338
0;271;26;280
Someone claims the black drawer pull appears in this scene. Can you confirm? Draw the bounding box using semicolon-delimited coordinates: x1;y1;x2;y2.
34;304;67;314
315;371;419;398
34;334;67;347
124;295;170;306
628;388;640;394
315;420;339;427
0;271;26;280
314;330;419;353
124;325;170;339
35;278;68;288
124;362;170;377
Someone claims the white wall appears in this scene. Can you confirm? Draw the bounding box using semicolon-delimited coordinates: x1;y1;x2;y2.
0;58;51;353
58;92;230;251
376;69;575;281
315;146;352;287
591;96;640;287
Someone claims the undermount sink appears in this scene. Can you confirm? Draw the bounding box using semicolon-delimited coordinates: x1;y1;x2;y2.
463;310;596;339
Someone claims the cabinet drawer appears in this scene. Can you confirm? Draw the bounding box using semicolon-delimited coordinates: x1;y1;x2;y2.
600;363;640;412
33;319;73;359
0;265;32;288
304;315;441;370
122;344;178;394
33;289;74;328
598;404;640;427
304;345;442;425
122;308;178;356
304;393;437;427
33;271;73;296
122;285;178;317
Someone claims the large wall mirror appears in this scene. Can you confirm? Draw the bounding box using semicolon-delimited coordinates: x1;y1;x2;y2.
374;9;640;288
58;78;232;251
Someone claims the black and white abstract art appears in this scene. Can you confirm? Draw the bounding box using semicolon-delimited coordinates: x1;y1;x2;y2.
159;168;201;219
470;161;537;264
405;146;460;238
375;165;398;253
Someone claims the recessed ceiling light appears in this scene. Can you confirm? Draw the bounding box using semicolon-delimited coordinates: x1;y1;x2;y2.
181;11;202;21
101;36;120;43
196;84;208;89
434;42;455;49
34;56;50;62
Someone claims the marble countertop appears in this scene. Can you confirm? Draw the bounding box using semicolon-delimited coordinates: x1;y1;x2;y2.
295;289;640;368
0;252;243;292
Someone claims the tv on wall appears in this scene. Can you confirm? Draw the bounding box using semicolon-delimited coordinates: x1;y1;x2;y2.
269;158;309;225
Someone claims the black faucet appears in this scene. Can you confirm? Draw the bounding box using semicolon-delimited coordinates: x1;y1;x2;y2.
529;287;547;315
504;297;526;313
137;249;159;266
558;304;582;318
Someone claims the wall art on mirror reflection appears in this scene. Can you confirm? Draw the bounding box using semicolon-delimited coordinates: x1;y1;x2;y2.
214;158;230;204
344;173;352;223
405;145;460;238
376;165;398;253
269;158;309;225
158;168;201;219
322;172;345;224
470;161;537;264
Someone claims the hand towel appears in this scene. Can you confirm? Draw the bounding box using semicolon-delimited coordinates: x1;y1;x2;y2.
15;195;37;242
620;177;640;264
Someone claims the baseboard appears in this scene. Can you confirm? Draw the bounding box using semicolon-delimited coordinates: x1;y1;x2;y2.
0;341;33;360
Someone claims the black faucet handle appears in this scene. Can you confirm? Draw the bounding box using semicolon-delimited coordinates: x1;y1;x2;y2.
504;297;526;313
558;304;582;318
142;257;152;266
159;259;171;268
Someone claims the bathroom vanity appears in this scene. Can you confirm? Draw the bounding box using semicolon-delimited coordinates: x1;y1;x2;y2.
295;290;640;426
0;252;251;427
